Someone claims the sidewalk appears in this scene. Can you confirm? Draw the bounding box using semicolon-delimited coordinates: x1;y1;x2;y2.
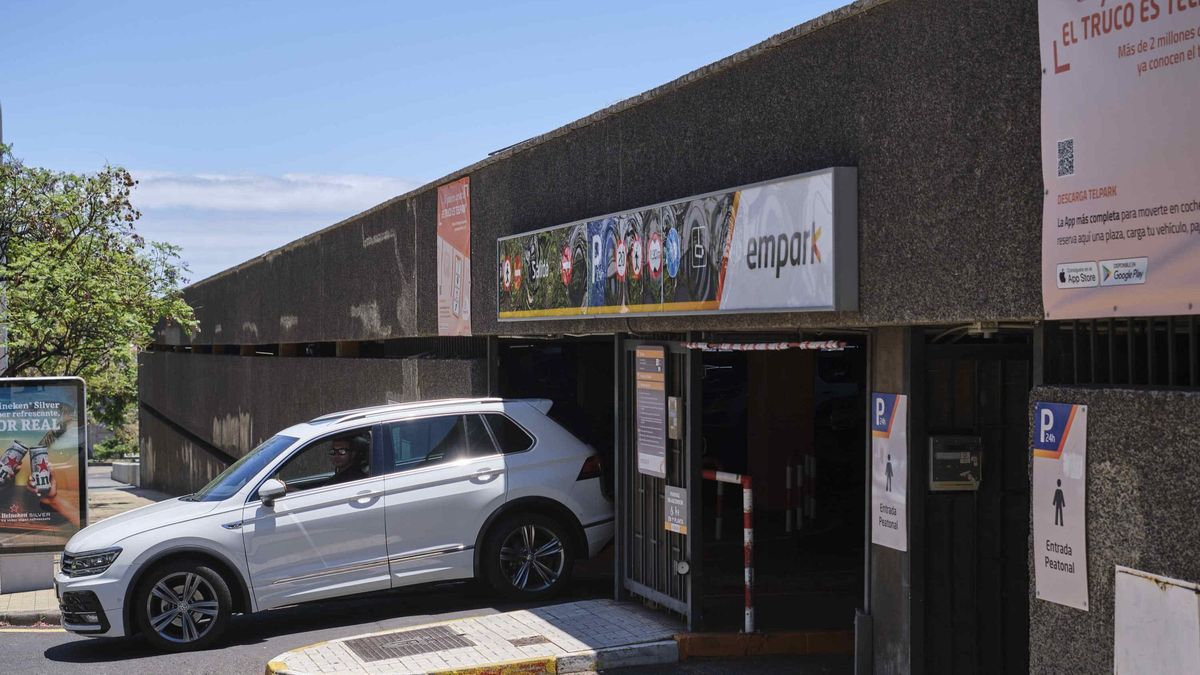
0;468;171;626
266;599;682;675
0;587;58;626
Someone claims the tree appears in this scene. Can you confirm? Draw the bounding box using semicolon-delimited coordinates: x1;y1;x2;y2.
0;143;196;448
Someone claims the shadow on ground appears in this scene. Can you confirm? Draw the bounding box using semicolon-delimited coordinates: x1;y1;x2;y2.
44;551;614;663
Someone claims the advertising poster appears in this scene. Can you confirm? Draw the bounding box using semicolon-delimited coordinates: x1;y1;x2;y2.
1040;1;1200;319
870;393;907;552
437;177;472;336
0;377;87;553
1032;401;1089;611
497;168;856;320
635;346;667;479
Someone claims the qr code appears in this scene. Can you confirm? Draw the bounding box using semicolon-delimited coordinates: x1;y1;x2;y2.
1057;138;1075;177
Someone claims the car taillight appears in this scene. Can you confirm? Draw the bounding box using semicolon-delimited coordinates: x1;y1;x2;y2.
577;455;602;481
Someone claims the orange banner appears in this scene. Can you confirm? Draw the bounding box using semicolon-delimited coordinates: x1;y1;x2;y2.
437;177;472;335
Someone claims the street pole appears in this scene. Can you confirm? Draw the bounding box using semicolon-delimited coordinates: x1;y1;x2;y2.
0;98;8;376
0;99;8;376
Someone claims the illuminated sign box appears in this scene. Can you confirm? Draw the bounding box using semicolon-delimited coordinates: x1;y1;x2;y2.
497;167;857;321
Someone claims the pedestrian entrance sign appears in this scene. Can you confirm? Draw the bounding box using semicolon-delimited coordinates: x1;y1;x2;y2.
871;392;907;552
1032;401;1089;611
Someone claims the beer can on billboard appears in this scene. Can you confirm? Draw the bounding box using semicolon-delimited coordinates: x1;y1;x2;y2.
0;377;87;554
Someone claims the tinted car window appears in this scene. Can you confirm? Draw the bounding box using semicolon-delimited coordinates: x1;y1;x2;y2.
384;413;496;470
274;431;372;491
483;414;535;454
464;415;498;458
190;435;296;502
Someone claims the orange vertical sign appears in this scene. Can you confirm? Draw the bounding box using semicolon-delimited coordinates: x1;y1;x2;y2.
437;177;471;336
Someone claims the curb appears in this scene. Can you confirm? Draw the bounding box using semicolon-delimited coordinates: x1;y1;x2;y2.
675;630;854;660
266;639;678;675
427;656;557;675
0;608;61;627
557;640;678;673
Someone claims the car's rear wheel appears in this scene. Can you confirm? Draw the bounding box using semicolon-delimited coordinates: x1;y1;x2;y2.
483;512;575;600
134;558;232;652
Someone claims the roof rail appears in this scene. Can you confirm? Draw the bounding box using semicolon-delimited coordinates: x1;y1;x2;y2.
309;398;505;425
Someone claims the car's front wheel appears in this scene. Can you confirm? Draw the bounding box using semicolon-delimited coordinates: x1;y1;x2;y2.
134;558;232;652
483;512;575;600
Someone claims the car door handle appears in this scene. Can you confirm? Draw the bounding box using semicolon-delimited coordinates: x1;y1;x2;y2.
350;489;382;506
471;469;502;482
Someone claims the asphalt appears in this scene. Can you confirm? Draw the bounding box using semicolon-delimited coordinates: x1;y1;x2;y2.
2;600;852;675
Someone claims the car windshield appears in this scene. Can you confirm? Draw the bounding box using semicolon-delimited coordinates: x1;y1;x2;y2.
187;435;298;502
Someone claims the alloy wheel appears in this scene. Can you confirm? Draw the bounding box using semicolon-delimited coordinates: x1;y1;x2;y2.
499;524;565;592
144;571;220;644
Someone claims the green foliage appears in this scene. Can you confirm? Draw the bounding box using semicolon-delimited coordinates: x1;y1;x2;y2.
94;437;136;462
0;143;196;434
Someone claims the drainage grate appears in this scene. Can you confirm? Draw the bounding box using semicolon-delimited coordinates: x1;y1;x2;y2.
508;635;551;647
344;625;475;662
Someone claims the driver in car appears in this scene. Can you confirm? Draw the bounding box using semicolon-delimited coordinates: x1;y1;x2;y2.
326;436;369;485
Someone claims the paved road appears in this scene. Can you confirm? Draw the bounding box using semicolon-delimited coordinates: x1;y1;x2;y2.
8;580;607;674
86;464;125;491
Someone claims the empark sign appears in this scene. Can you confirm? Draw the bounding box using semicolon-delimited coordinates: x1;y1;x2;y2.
497;168;857;320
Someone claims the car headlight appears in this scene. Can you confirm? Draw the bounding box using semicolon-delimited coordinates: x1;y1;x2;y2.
61;548;122;577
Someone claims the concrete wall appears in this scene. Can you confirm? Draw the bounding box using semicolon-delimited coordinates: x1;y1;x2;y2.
138;351;486;493
1028;386;1200;674
157;0;1042;347
166;194;426;347
139;410;230;497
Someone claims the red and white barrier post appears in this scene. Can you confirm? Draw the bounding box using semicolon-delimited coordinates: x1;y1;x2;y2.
703;469;755;633
714;480;725;541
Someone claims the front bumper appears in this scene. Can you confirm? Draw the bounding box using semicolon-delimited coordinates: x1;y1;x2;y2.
55;567;130;638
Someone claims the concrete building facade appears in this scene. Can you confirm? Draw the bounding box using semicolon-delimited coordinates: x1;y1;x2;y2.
139;1;1200;672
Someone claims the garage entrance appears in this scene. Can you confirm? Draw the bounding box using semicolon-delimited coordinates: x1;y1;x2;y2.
495;336;616;492
616;335;866;633
495;336;618;599
696;338;866;632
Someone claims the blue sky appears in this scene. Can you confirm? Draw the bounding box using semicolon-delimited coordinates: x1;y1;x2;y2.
2;0;846;281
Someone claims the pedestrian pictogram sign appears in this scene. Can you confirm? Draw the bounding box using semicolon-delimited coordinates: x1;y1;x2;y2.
1032;401;1089;611
871;392;907;552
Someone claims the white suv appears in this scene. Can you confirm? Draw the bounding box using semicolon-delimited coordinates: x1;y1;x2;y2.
55;398;613;651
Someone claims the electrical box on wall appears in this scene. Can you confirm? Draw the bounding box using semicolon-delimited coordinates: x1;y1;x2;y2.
928;436;982;491
667;396;683;440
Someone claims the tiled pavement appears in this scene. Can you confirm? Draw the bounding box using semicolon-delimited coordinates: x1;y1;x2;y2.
0;588;57;617
268;599;682;674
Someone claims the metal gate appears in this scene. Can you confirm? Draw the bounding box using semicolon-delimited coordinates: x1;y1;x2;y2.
922;341;1032;674
618;340;701;629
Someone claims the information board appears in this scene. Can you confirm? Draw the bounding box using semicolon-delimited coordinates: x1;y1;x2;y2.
664;485;688;535
635;347;667;478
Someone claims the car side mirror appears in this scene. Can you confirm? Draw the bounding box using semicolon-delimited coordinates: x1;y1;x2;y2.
258;479;286;507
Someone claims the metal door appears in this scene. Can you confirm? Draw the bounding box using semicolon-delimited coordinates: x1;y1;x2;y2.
922;342;1032;674
618;340;701;628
